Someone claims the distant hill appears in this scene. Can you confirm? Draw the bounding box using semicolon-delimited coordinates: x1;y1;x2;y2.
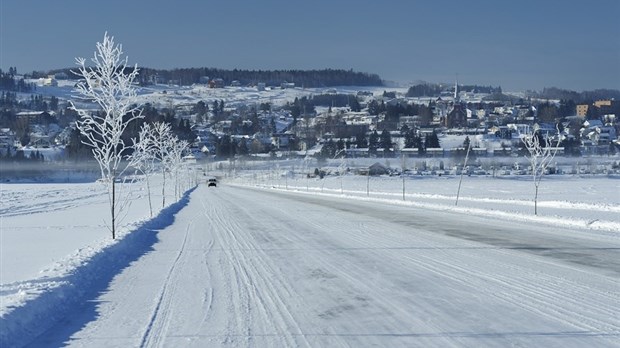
38;67;384;88
527;87;620;103
404;82;620;103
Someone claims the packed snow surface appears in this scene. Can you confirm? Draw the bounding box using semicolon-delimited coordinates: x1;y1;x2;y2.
1;174;619;347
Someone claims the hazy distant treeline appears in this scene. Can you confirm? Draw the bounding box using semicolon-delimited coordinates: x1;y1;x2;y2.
527;87;620;103
1;68;35;92
405;82;620;103
406;83;502;97
42;67;384;88
147;68;383;87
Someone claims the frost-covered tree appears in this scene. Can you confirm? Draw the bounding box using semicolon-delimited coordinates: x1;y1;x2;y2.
522;125;561;215
149;122;175;208
166;137;189;201
455;137;472;206
129;123;158;217
70;32;144;239
131;122;190;210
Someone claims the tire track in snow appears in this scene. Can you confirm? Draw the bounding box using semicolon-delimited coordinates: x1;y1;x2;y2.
277;219;461;347
193;236;215;339
201;192;312;348
139;222;192;348
218;205;311;348
200;196;253;347
218;186;459;347
329;216;620;336
232;185;619;345
206;201;289;347
1;192;105;217
403;251;620;334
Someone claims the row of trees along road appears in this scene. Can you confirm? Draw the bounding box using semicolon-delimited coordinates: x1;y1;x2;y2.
71;33;190;239
71;33;560;238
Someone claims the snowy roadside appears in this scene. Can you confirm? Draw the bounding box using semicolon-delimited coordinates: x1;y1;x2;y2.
0;186;195;348
0;172;195;347
229;175;620;238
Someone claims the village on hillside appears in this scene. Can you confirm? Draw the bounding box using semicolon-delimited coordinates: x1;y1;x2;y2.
1;69;619;177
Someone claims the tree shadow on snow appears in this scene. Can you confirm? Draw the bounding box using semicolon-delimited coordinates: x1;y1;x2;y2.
4;187;197;348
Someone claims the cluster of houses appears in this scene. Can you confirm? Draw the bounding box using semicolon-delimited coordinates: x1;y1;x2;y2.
1;81;618;162
193;83;618;159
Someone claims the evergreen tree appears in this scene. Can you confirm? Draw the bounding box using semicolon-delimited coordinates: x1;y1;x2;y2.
349;97;361;112
559;137;581;156
290;97;301;119
558;99;576;118
320;139;337;158
586;104;600;120
356;132;368;148
368;130;379;154
424;131;440;149
50;96;59;111
237;138;249;156
418;104;434;126
537;102;559;123
404;129;418;148
251;111;260;134
400;124;410;136
260;102;271;112
336;138;345;153
193;101;208;124
216;135;234;158
367;100;380;115
380;129;392;153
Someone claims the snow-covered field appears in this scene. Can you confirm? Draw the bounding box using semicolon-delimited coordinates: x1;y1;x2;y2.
33;80;406;110
0;174;188;312
1;169;619;347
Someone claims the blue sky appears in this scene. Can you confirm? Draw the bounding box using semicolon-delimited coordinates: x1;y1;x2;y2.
1;0;618;91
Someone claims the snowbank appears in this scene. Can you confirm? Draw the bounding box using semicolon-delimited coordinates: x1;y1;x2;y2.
228;174;620;238
0;187;195;348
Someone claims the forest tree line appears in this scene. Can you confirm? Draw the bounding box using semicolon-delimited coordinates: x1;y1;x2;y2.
527;87;620;103
39;67;384;88
1;68;35;93
406;83;502;97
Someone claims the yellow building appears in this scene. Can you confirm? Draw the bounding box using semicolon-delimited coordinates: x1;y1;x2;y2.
594;100;612;108
576;104;589;117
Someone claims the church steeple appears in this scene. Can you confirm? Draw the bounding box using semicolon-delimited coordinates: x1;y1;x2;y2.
454;74;459;101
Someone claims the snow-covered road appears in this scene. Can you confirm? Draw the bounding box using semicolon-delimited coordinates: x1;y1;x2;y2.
27;184;620;347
